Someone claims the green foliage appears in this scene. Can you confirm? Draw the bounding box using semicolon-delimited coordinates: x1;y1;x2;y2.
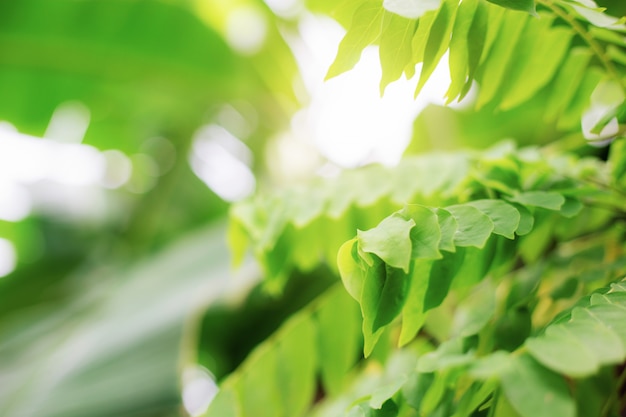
325;0;626;133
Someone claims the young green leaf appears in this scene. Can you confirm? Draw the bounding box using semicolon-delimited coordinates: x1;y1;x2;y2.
460;0;488;99
445;204;495;248
544;48;593;121
326;0;385;80
468;200;520;239
475;11;528;108
507;191;565;211
338;238;367;301
380;12;417;94
499;20;572;110
415;0;459;97
434;208;459;252
358;213;416;273
446;0;479;102
402;204;442;259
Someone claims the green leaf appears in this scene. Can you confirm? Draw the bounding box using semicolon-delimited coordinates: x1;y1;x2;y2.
373;265;412;331
383;0;442;19
415;0;459;98
460;0;488;99
500;355;575;417
525;326;600;377
399;260;433;345
424;250;465;311
446;0;479;102
452;280;497;337
316;287;362;396
358;213;416;273
485;0;536;14
380;12;417;94
609;138;626;186
468;200;520;239
402;205;442;259
276;315;318;416
499;20;572;110
362;258;387;357
326;0;385;80
445;204;495;248
544;47;592;121
338;238;368;301
510;203;534;235
204;384;238;417
411;11;438;65
434;208;459;252
476;11;528;108
403;372;435;411
507;191;565;210
237;344;283;417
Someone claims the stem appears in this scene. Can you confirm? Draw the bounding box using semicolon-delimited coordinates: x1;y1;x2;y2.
600;365;626;417
537;0;626;95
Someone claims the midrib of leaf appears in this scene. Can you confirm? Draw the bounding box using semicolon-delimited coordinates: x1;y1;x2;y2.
537;0;626;95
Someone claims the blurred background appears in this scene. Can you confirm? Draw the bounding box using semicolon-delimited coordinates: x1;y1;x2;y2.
1;0;625;417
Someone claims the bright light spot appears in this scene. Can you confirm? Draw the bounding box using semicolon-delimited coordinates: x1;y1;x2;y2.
191;125;255;202
49;144;106;186
182;365;218;417
196;125;253;165
582;80;624;146
266;129;321;182
0;126;50;183
0;238;17;278
126;154;159;194
100;150;132;189
0;181;31;221
289;15;450;169
216;105;253;140
44;101;90;143
225;6;268;55
264;0;302;18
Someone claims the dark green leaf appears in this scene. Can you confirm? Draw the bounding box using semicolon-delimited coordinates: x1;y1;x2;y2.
424;250;465;311
373;265;412;331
